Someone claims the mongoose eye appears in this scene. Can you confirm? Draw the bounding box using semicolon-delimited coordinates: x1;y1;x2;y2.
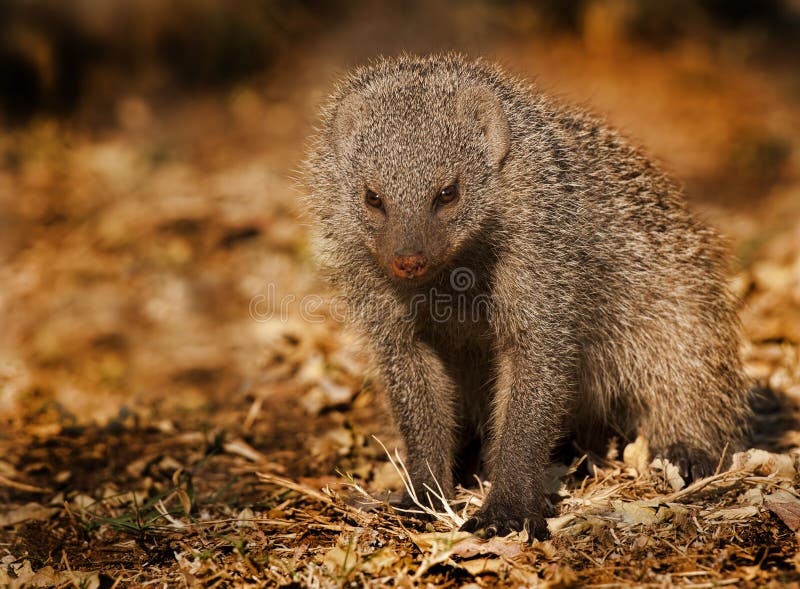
435;184;459;209
365;189;384;210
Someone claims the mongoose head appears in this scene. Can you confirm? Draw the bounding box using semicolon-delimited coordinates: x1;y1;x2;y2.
310;57;511;287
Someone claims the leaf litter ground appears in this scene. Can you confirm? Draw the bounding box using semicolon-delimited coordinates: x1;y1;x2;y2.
2;30;800;588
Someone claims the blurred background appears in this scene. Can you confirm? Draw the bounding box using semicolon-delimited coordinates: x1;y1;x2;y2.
1;0;799;431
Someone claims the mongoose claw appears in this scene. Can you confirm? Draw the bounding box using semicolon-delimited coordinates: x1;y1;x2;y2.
460;513;549;540
664;444;717;482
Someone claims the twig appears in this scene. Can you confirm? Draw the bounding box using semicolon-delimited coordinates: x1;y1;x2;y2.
0;474;52;494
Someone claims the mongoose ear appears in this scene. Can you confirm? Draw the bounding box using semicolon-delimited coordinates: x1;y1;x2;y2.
456;86;510;170
332;93;370;158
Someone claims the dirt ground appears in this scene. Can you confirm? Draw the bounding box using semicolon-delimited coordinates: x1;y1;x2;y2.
2;4;800;587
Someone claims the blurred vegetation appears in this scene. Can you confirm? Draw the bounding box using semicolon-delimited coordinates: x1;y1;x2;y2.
1;0;798;125
0;0;338;122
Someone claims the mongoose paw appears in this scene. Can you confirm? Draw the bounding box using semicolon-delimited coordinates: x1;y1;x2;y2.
460;511;550;540
664;445;717;482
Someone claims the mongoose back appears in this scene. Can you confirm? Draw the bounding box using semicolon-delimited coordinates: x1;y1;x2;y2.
304;54;750;539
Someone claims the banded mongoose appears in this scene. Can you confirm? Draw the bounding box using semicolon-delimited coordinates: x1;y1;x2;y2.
303;54;751;539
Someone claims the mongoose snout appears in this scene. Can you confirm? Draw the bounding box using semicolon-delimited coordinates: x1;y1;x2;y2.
391;252;428;279
304;54;751;540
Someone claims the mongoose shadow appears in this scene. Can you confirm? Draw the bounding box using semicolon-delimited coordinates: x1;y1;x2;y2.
551;384;799;469
748;385;800;452
304;54;753;539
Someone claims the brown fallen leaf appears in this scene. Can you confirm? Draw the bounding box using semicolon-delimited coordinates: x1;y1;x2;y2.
224;438;267;463
613;499;659;525
623;435;650;474
361;546;401;575
449;536;523;560
709;505;759;521
0;503;59;527
752;260;797;292
765;490;800;531
651;457;686;491
457;556;508;576
731;449;796;479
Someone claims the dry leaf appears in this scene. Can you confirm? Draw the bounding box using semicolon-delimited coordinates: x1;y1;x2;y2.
0;503;58;527
361;547;400;574
224;438;267;463
623;436;650;474
709;505;759;521
412;531;472;553
731;449;795;478
765;490;800;531
71;494;96;510
614;500;659;525
323;545;354;575
650;457;686;491
310;427;354;457
319;376;353;405
177;488;192;515
300;386;327;415
740;487;765;506
450;536;523;560
510;567;543;585
237;507;256;528
547;513;577;534
458;556;508;575
752;261;797;292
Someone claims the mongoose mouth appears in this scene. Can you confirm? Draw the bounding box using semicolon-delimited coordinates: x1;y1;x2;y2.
391;252;429;280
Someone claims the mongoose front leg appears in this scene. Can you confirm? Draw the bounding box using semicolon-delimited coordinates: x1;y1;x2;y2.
461;342;574;539
374;336;458;511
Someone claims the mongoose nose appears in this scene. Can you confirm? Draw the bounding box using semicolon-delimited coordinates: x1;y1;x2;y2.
392;252;428;279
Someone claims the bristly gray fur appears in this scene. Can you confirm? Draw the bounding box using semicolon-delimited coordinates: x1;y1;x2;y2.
302;54;751;539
